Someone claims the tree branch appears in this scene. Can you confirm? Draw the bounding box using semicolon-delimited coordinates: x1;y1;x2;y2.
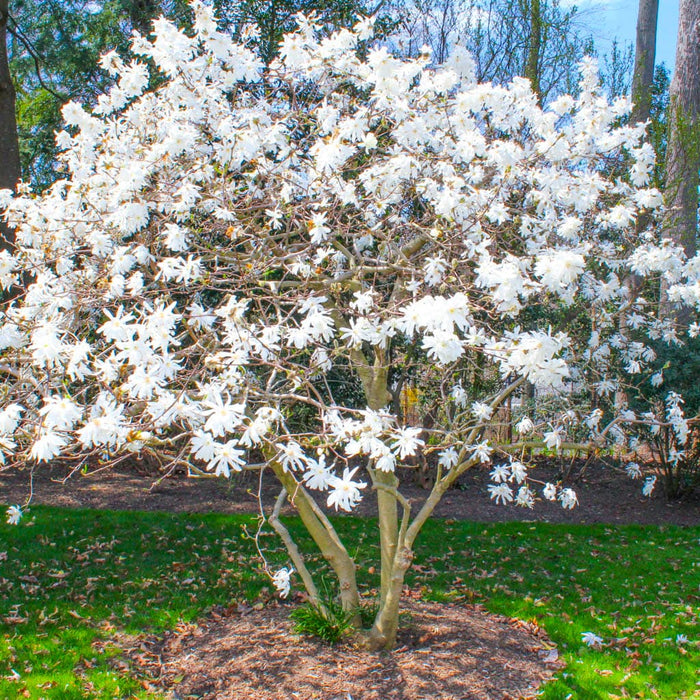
268;489;323;610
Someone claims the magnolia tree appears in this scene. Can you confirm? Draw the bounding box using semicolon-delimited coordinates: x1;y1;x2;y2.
1;1;698;650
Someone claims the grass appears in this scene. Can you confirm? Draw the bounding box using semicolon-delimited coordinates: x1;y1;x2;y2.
0;506;698;699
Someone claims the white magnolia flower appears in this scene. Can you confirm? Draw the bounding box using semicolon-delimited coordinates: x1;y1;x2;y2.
0;404;23;435
422;331;465;365
350;290;376;314
438;447;459;470
278;441;308;472
471;401;493;421
471;441;492;463
625;462;642;479
642;475;657;497
207;440;245;477
424;256;448;286
515;485;535;508
30;431;68;463
202;395;245;437
490;464;510;483
6;505;22;525
327;467;366;512
535;250;585;293
581;632;603;648
509;461;528;484
515;416;534;434
543;428;563;452
558;488;578;509
303;454;334;491
451;384;468;408
392;427;424;460
543;483;557;501
272;567;294;598
488;482;513;505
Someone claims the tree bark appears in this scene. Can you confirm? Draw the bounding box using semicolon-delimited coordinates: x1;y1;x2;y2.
622;0;658;387
524;0;542;101
0;0;20;250
363;544;413;650
631;0;659;124
662;0;700;260
268;460;361;618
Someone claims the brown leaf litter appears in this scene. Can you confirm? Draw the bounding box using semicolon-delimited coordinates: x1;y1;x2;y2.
121;599;565;700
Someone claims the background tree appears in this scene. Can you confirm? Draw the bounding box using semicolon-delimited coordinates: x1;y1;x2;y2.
7;0;189;188
0;0;20;249
388;0;592;101
127;0;161;34
600;38;634;99
630;0;658;124
524;0;542;99
648;64;670;186
662;0;699;260
213;0;372;64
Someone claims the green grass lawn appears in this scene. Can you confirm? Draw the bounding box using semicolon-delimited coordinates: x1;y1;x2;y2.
0;506;698;699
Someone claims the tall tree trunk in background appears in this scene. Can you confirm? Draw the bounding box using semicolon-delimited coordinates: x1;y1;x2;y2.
0;0;19;250
631;0;658;124
663;0;699;260
525;0;542;101
522;0;542;410
626;0;658;308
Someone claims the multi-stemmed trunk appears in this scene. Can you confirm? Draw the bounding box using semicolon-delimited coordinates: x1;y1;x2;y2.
267;342;522;650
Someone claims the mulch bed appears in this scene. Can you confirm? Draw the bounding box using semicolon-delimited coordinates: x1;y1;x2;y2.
119;599;563;700
1;458;698;526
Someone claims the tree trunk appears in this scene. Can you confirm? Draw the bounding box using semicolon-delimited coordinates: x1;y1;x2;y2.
620;0;658;398
662;0;700;260
631;0;659;124
363;544;413;650
0;0;20;250
525;0;542;101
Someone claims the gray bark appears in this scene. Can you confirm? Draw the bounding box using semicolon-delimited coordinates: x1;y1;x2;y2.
663;0;700;259
0;0;19;249
525;0;542;101
631;0;659;124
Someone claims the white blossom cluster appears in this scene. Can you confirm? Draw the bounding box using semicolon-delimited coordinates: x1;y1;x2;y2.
0;1;698;526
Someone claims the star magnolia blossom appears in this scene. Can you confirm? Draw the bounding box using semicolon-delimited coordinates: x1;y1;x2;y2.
272;567;294;598
0;1;697;546
5;505;23;525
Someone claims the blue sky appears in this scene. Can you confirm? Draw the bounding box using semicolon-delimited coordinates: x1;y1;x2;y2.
576;0;679;70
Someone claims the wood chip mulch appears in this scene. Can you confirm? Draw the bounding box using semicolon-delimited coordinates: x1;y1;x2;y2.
119;598;565;700
3;459;698;527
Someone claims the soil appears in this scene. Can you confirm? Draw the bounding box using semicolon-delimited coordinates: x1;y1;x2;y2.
1;458;698;526
116;599;564;700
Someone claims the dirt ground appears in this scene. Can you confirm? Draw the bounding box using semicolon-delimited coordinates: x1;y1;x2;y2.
1;458;698;526
117;599;564;700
